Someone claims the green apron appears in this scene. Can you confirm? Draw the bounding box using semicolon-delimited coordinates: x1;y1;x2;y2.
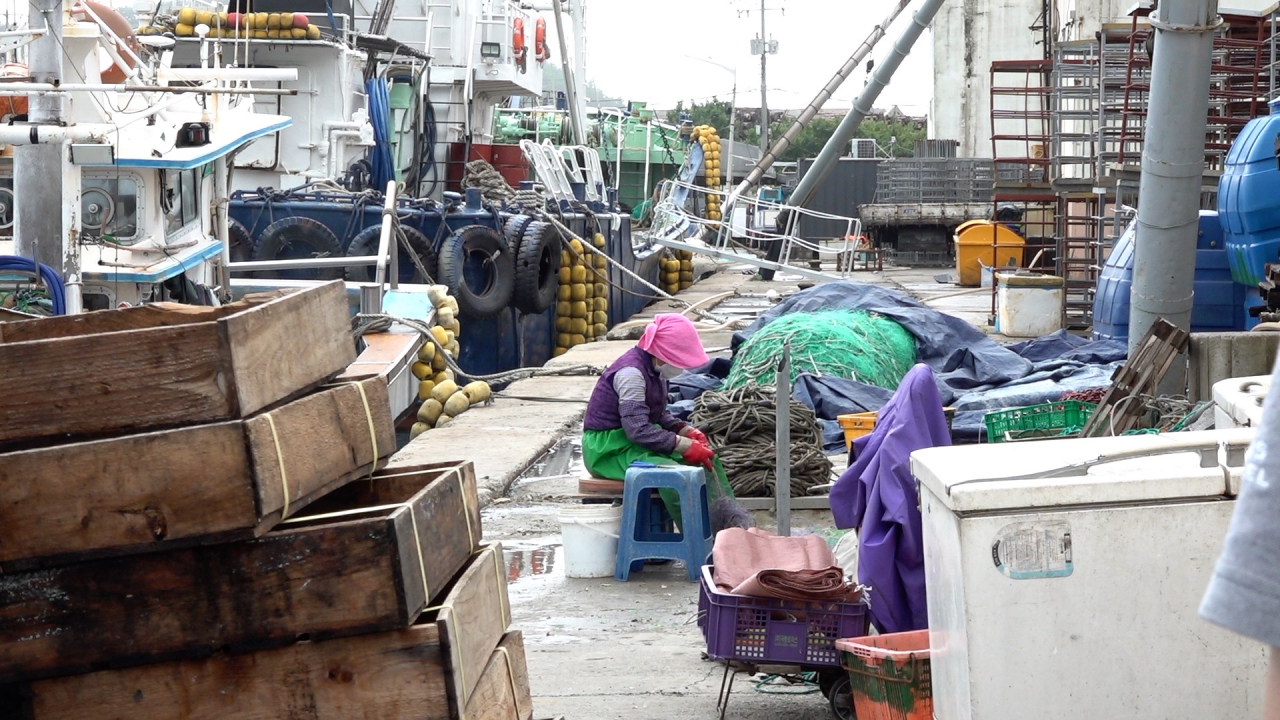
581;427;735;528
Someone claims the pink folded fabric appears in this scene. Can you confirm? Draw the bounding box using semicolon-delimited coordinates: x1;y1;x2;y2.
731;567;865;603
711;527;841;591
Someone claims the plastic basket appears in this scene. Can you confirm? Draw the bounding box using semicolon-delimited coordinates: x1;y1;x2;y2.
982;400;1097;443
838;412;879;449
839;408;958;451
836;630;933;720
700;565;870;667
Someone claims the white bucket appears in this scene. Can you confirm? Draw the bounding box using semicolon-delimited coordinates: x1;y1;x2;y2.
559;504;622;578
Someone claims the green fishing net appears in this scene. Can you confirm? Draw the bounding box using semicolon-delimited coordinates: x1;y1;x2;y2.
725;310;918;390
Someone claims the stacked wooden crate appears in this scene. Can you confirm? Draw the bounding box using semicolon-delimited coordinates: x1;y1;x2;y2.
0;281;531;720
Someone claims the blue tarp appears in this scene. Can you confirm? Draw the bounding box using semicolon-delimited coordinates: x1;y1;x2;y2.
669;282;1120;447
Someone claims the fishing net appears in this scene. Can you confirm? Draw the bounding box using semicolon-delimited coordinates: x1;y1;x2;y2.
725;310;917;391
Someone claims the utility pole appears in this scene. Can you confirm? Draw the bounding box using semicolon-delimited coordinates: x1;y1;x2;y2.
745;1;780;155
15;0;66;272
759;0;768;154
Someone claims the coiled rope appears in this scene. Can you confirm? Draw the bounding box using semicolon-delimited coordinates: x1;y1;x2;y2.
462;159;517;205
689;384;833;498
352;312;603;386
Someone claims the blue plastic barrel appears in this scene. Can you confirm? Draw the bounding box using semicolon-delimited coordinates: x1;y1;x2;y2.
1092;210;1249;342
1219;98;1280;288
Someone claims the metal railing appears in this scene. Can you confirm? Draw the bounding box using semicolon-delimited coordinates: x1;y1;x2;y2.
226;180;400;288
648;178;865;282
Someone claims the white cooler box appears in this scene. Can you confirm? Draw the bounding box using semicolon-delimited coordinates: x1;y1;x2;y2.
1213;374;1270;429
912;429;1266;720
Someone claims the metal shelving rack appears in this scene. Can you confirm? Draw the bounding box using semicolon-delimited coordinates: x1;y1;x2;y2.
990;60;1059;322
1051;41;1109;328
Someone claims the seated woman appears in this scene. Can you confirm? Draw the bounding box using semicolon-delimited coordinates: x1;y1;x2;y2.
582;313;735;528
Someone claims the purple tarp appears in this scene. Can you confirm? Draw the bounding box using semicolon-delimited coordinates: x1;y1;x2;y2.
830;363;951;634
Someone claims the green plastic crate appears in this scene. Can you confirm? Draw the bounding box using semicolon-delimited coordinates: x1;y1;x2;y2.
983;401;1097;443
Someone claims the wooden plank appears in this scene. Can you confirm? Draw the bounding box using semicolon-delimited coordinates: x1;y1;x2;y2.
0;462;479;682
0;292;280;343
0;282;353;447
19;624;450;719
1082;319;1191;437
464;631;534;720
299;460;482;610
245;377;396;527
0;378;396;571
223;281;355;416
439;543;513;713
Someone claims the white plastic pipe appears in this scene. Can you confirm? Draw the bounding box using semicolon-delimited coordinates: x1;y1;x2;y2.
157;67;299;82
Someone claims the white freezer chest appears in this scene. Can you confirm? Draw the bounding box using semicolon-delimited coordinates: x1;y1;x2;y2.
912;429;1266;720
1213;374;1269;429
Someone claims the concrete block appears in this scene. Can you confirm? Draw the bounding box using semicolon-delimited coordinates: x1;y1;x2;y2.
1188;332;1280;402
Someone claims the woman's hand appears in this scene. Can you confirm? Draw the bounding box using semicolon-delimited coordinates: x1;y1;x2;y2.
681;441;715;466
680;425;710;446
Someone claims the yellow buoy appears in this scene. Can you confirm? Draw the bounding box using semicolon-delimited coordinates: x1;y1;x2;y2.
418;398;444;425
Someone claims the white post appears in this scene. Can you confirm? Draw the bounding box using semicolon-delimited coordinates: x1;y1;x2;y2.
216;156;231;302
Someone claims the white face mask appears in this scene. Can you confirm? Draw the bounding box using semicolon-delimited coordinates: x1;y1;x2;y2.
656;362;683;380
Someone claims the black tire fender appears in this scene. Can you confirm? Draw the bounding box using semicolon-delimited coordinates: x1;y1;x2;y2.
228;218;252;263
344;223;436;284
436;224;514;317
503;214;535;253
512;220;560;314
252;216;343;281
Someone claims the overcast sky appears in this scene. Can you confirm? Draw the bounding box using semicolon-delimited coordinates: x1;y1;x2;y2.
572;0;933;115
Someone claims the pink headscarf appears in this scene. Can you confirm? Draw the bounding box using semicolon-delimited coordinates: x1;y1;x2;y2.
638;313;710;369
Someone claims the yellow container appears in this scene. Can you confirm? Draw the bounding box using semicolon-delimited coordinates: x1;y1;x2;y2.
838;408;957;451
838;412;879;450
954;220;1025;287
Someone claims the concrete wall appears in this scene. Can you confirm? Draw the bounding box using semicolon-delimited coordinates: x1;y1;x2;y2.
931;0;1130;157
1058;0;1130;42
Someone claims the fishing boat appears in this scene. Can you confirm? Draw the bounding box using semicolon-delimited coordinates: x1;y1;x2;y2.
0;1;290;311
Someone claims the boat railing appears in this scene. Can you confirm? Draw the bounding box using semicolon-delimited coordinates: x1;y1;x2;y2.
224;180;403;288
648;178;865;281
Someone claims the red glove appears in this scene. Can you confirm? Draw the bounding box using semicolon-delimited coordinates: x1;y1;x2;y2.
682;441;715;466
680;425;710;446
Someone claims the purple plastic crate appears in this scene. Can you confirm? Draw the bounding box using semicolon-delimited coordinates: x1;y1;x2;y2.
700;565;870;668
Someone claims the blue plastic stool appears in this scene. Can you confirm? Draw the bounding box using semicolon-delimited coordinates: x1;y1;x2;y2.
615;464;713;582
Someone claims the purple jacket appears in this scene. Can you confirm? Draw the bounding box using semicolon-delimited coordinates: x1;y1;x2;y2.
585;347;686;453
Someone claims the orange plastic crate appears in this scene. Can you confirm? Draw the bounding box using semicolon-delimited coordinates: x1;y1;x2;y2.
836;630;933;720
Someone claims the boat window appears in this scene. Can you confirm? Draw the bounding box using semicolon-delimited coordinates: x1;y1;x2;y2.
164;168;200;236
81;176;140;243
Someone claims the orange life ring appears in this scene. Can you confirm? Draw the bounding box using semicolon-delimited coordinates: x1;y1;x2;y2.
73;1;139;85
512;16;526;71
534;17;548;62
0;63;29;118
513;17;526;59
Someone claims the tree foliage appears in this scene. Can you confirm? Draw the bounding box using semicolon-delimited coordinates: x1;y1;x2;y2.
664;99;745;141
663;99;929;159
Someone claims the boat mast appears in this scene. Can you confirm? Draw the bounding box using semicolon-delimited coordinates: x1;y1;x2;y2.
550;0;586;145
727;0;913;209
786;0;944;211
